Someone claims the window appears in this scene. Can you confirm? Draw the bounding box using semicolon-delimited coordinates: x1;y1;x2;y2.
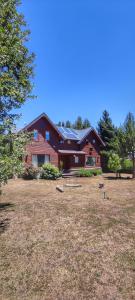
75;156;79;164
32;154;50;167
92;139;96;144
45;131;50;141
86;156;96;166
33;130;38;141
67;140;71;144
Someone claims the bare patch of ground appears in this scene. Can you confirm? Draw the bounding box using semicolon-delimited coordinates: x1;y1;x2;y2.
0;174;135;299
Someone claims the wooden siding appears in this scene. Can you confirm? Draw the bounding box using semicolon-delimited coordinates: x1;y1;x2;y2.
25;116;103;169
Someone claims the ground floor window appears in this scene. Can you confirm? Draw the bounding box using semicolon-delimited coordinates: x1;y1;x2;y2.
86;156;96;166
32;154;50;167
74;156;79;164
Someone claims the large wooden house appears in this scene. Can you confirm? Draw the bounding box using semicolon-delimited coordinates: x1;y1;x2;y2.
22;113;105;170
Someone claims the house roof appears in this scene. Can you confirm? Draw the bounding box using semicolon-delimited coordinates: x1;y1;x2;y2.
20;112;105;146
58;150;85;155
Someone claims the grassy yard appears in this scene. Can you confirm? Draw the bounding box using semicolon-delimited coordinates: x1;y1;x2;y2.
0;174;135;300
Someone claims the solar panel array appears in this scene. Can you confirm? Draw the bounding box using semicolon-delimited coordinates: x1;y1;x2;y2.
58;127;79;140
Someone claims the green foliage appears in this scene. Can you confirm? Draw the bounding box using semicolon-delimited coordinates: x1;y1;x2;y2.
57;117;91;129
83;118;91;129
65;120;71;128
0;120;32;184
41;163;62;180
78;168;102;177
118;113;135;178
108;153;121;174
121;159;133;173
73;116;83;129
98;110;118;153
22;166;40;180
0;0;35;121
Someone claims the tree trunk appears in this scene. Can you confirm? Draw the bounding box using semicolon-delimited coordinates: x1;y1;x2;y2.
132;152;135;179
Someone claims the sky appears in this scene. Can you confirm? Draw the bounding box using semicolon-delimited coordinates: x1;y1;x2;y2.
16;0;135;129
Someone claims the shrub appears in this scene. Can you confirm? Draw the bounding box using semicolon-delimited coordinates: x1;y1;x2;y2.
121;159;133;173
41;163;62;180
22;166;40;180
108;153;121;175
78;168;102;177
92;169;102;176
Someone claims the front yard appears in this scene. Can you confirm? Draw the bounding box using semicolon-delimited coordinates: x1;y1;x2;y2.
0;175;135;299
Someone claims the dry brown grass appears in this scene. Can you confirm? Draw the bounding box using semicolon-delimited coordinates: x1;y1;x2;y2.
0;174;135;300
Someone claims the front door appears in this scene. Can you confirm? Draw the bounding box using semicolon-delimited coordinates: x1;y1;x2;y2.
59;155;70;170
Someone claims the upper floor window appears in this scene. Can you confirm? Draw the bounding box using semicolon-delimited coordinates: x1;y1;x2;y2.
45;131;50;141
92;139;96;144
33;130;38;141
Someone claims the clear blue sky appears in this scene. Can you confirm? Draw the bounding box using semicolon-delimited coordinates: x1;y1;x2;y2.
16;0;135;129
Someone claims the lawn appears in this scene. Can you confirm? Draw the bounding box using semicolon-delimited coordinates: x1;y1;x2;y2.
0;174;135;300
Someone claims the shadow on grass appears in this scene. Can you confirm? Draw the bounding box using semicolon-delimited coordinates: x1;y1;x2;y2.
0;203;14;234
0;218;10;234
104;176;132;180
0;203;14;211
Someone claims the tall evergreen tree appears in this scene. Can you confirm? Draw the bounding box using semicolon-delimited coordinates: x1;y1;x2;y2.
65;120;71;128
83;118;91;129
61;121;65;127
57;121;62;127
0;0;35;121
97;110;118;152
73;116;83;129
120;113;135;178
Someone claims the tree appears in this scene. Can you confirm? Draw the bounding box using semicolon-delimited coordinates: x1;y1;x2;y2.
0;120;32;187
57;121;62;127
73;116;83;129
61;121;65;127
0;0;35;187
97;110;118;152
120;113;135;178
108;153;121;177
83;118;91;129
65;120;71;128
0;0;35;121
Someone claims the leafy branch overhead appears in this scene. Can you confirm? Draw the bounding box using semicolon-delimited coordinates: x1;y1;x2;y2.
0;0;35;121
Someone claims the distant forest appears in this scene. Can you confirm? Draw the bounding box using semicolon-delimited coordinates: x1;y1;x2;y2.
56;116;91;129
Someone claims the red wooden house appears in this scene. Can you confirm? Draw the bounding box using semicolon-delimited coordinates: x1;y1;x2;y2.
22;113;105;170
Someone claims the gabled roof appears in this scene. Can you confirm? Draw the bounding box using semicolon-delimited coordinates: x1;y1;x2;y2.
20;112;105;146
20;113;65;140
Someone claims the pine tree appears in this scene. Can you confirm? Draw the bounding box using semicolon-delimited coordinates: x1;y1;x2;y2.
61;122;65;127
65;120;71;128
83;118;91;129
57;121;62;127
120;113;135;178
0;0;35;121
73;116;83;129
97;110;118;152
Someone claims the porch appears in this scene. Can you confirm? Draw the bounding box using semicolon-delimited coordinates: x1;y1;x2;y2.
58;150;86;171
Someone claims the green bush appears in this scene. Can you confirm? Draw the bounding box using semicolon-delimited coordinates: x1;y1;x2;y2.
78;168;102;177
41;163;62;180
92;169;102;176
121;159;133;173
22;166;40;180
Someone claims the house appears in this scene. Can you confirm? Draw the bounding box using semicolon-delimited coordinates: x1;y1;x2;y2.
22;113;105;170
